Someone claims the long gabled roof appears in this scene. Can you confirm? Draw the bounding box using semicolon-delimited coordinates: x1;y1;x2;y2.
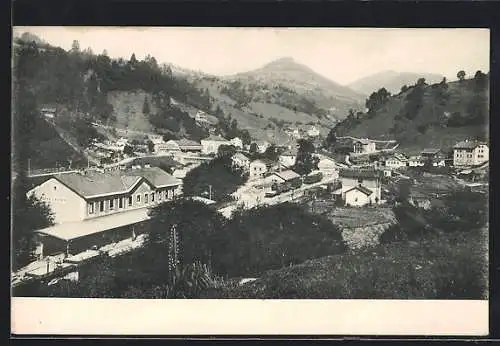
175;138;201;147
453;140;487;150
202;135;228;142
339;168;382;180
272;170;301;181
50;167;181;199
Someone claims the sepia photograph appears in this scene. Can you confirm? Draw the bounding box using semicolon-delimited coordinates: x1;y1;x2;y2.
11;27;489;334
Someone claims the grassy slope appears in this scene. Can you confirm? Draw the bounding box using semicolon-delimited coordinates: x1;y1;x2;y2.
344;79;488;151
25;116;87;170
107;90;156;132
203;229;488;299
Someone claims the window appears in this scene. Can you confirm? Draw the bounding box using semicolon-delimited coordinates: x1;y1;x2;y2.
165;190;168;199
151;193;155;202
358;178;363;184
145;193;149;204
110;199;114;210
99;201;104;212
119;198;123;209
128;196;133;206
158;191;162;201
88;202;95;214
137;194;141;203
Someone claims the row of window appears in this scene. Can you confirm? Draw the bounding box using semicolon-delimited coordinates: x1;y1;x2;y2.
88;189;173;214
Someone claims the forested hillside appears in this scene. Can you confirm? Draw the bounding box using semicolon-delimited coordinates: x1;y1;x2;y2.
12;33;250;170
332;73;489;151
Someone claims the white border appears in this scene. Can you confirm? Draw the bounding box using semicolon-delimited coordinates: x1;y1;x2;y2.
11;298;488;335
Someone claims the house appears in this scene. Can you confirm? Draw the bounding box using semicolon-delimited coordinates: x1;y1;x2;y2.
279;148;297;168
408;155;425;167
269;170;301;184
453;140;489;167
249;159;268;180
339;168;382;206
175;139;202;153
353;138;376;154
230;137;244;149
307;126;320;137
315;154;339;179
27;166;182;225
155;139;180;154
384;153;408;169
420;148;441;160
231;152;251;171
256;140;271;154
40;107;57;119
201;135;231;155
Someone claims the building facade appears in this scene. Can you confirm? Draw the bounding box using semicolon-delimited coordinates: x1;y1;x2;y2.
353;139;376;154
201;135;231;155
453;140;489;166
339;168;382;206
249;159;268;180
27;167;182;224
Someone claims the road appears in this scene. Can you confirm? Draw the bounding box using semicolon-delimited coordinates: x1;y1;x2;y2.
218;176;337;218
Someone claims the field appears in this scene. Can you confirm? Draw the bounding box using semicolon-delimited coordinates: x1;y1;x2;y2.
311;203;395;228
202;229;488;299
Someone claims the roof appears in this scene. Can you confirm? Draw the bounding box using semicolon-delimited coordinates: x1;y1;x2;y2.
125;167;181;188
175;138;201;147
232;152;250;161
35;207;151;242
421;148;441;155
280;148;297;156
190;196;217;205
409;155;423;161
202;135;228;142
251;158;277;168
339;168;382;180
388;153;409;162
273;170;301;181
51;167;180;199
453;140;487;150
353;138;372;145
345;185;373;196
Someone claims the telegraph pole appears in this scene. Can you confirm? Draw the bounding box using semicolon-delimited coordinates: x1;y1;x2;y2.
208;185;212;200
28;158;31;176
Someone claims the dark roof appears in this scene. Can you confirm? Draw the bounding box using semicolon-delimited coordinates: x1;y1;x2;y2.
176;138;201;147
421;148;441;155
453;140;487;150
345;185;373;196
339;168;382;180
125;167;181;188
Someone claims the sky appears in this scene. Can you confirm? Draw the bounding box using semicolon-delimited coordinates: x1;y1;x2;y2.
13;27;490;85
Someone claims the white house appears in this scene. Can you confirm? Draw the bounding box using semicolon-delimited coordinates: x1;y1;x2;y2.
385;153;408;169
453;140;489;166
249;159;268;180
279;149;297;168
315;154;339;179
353;138;376;154
408;155;425;167
307;126;320;137
40;107;57;119
255;141;271;154
339;168;382;207
156;139;181;154
201;135;231;155
232;152;251;171
230;137;244;149
27;167;182;225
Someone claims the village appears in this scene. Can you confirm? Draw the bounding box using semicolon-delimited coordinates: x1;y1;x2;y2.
12;103;489;288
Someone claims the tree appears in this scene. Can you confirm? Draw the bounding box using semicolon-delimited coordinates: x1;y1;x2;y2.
293;139;318;175
457;70;466;82
12;172;55;270
325;129;337;148
366;88;391;116
249;143;258;157
400;85;409;94
262;144;280;161
142;96;151;115
416;78;426;87
123;144;134;156
217;144;237;158
147;140;155;153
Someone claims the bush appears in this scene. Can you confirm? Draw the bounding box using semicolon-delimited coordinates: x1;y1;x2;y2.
304;172;323;184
